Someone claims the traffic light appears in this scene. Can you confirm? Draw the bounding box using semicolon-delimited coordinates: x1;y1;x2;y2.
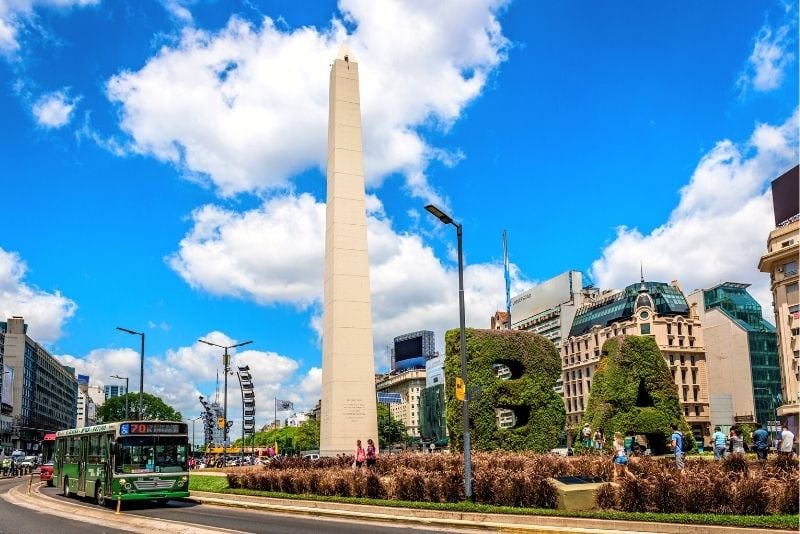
217;417;225;429
455;377;465;401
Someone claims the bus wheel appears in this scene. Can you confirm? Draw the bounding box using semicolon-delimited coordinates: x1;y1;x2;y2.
63;477;71;498
94;483;106;507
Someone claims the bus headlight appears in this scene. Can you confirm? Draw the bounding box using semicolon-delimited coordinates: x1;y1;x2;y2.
179;476;188;486
118;478;127;486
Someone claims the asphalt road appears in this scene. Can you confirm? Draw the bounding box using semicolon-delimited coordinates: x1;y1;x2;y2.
0;476;127;534
38;483;473;534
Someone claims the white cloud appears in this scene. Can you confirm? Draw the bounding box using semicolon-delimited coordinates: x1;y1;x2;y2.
591;108;799;315
737;13;796;93
57;332;310;437
32;90;77;127
0;0;98;55
106;0;510;201
0;246;77;343
168;192;532;361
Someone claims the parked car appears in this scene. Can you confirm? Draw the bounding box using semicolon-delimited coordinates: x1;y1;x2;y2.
549;447;573;457
302;453;320;461
39;462;54;486
19;456;36;468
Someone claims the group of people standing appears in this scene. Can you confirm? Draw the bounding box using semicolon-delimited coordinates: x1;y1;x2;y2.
711;422;795;461
353;439;377;468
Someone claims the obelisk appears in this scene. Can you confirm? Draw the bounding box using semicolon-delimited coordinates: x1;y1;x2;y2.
320;45;378;456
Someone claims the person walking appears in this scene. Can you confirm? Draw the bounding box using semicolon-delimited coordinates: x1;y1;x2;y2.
779;423;795;456
612;432;635;481
670;423;684;472
366;438;377;468
581;423;592;449
354;439;366;468
730;428;745;454
751;423;770;461
624;431;634;456
712;426;728;460
593;428;605;453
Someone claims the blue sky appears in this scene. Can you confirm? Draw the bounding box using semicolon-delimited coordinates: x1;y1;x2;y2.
0;0;797;440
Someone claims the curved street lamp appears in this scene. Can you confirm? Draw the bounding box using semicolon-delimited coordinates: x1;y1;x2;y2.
425;203;472;500
116;326;145;419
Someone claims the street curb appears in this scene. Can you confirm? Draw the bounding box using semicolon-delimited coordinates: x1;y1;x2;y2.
187;491;793;534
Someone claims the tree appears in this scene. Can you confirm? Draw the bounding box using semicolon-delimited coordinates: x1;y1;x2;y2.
377;403;407;449
294;418;320;451
95;393;182;423
445;328;565;452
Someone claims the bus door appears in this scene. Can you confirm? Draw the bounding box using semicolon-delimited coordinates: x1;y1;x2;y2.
78;436;88;495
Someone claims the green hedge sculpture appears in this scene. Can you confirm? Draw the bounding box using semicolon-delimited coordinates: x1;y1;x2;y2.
582;335;694;454
444;328;565;452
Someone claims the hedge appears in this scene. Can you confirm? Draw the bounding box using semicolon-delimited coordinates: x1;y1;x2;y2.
444;328;565;452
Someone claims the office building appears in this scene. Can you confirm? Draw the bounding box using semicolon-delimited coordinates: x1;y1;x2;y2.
375;368;427;438
0;317;78;452
758;165;799;432
687;283;781;426
510;271;597;345
104;384;128;401
561;280;712;443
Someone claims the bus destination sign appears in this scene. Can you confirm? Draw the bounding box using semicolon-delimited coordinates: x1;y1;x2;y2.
120;423;182;435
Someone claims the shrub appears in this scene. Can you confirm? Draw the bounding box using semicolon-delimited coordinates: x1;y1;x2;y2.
617;478;648;512
733;478;769;515
722;453;749;474
594;483;618;510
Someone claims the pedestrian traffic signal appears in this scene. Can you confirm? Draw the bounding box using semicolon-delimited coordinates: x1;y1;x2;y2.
455;377;465;401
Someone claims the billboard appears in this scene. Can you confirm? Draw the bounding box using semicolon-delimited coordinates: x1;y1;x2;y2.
1;365;13;410
392;331;434;371
772;165;799;226
511;271;581;325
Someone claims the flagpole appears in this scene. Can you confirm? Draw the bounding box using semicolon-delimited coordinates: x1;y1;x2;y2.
274;397;277;430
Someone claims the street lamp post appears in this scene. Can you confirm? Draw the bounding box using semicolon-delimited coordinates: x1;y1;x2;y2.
198;338;253;467
189;415;203;451
116;327;145;420
425;203;472;501
110;375;129;419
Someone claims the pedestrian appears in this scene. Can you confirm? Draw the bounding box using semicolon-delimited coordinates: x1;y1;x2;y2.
730;428;745;454
624;431;634;455
354;439;366;468
612;432;635;481
751;423;770;461
366;438;377;468
267;445;275;458
581;423;592;449
670;423;684;472
593;428;605;453
712;426;728;460
779;423;795;456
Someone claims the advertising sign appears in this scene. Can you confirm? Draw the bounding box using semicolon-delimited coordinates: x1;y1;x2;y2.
1;365;13;410
511;271;581;325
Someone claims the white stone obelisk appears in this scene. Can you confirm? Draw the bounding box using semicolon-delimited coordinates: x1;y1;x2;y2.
320;45;378;456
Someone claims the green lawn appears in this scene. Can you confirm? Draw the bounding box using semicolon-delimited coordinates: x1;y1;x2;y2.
187;474;798;530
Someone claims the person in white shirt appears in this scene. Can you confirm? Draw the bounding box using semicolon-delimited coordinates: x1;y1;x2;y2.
779;423;795;456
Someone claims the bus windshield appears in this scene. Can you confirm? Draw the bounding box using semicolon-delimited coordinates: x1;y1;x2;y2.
115;436;187;474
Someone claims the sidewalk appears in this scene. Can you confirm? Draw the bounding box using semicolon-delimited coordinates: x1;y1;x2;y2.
186;490;793;534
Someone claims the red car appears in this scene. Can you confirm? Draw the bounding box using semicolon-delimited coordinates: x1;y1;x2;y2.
39;463;54;486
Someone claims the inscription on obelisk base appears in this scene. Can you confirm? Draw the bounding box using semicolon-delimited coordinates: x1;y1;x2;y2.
319;45;378;456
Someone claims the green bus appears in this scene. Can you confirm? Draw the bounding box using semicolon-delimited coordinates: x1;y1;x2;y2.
54;421;190;505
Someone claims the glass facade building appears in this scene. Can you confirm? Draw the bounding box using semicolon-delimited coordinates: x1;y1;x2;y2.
702;283;781;425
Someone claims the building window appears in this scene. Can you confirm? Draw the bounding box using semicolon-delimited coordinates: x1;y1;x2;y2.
586;367;591;377
683;388;688;401
677;323;682;335
690;354;695;366
679;338;684;347
688;325;693;336
667;323;672;335
587;380;591;392
691;369;697;384
684;407;689;416
694;406;700;416
680;354;685;365
669;354;674;365
668;338;673;346
693;387;698;401
640;323;651;335
681;369;687;383
785;260;798;276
